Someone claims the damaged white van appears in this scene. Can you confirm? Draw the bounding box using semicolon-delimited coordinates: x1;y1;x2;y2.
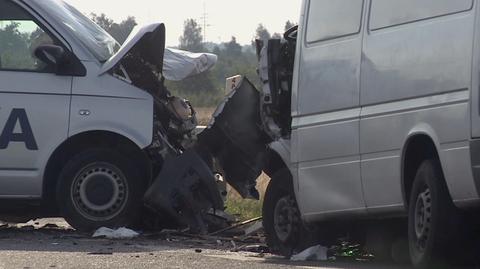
0;0;231;232
255;0;480;268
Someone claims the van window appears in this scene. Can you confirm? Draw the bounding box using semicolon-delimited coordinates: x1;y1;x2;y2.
370;0;473;30
0;0;55;72
306;0;364;43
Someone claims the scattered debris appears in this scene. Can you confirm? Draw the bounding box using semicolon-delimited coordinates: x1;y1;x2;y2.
330;240;373;261
92;227;140;239
19;225;35;231
209;217;262;236
42;223;60;229
290;245;330;262
243;221;263;236
87;251;113;255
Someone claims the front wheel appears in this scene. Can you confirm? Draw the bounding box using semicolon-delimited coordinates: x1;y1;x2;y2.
263;169;319;256
408;159;460;268
56;149;147;232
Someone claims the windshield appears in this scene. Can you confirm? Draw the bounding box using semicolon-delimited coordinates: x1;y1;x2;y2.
34;0;120;61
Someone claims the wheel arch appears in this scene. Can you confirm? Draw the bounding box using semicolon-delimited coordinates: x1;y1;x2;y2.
265;141;291;177
41;130;152;214
401;131;449;209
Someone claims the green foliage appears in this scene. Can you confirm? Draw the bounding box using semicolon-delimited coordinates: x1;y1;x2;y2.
225;195;262;221
0;21;44;70
168;35;261;108
255;23;271;41
284;20;296;31
90;13;137;44
179;19;204;52
169;21;261;108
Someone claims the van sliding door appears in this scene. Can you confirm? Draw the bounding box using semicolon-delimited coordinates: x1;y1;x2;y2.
361;0;476;210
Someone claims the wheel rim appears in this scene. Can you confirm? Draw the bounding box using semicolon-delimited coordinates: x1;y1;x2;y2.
71;162;129;221
273;195;300;243
414;187;432;251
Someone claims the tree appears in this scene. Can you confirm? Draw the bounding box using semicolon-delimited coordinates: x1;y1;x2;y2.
179;19;204;53
90;13;114;31
284;20;295;32
91;13;137;44
225;36;242;57
272;33;282;39
0;22;34;69
109;16;137;44
255;24;271;41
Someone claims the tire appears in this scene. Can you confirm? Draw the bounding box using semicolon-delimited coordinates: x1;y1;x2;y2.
56;148;147;232
263;169;319;257
408;159;460;269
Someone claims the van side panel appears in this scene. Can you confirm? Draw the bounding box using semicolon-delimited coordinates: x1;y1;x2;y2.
360;5;479;208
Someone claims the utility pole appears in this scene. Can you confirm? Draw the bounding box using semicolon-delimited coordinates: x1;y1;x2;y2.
200;2;211;43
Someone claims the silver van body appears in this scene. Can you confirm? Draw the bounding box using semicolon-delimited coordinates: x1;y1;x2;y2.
271;0;480;223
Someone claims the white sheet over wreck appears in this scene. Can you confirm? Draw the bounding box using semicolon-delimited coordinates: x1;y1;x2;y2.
163;48;218;81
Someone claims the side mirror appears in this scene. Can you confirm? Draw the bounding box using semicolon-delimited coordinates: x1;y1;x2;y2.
34;44;67;68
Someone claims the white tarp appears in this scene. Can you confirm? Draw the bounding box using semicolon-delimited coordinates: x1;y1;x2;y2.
92;227;140;239
290;245;330;262
163;48;218;81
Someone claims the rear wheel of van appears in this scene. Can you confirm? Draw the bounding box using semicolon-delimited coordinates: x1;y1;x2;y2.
263;169;321;257
57;149;147;232
408;159;460;269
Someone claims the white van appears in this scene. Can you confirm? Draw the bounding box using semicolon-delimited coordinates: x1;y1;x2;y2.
0;0;223;232
258;0;480;267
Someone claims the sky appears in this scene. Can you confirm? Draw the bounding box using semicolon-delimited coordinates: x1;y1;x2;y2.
64;0;302;46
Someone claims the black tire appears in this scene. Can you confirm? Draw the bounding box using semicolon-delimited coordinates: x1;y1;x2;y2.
263;169;319;257
408;159;460;269
56;148;147;232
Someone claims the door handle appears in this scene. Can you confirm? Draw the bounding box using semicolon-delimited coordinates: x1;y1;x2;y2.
79;109;91;116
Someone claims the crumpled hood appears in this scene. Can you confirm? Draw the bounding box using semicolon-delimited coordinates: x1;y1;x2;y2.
99;23;165;75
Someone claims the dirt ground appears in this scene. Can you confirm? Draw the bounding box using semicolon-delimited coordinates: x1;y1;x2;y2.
195;107;216;126
0;218;421;269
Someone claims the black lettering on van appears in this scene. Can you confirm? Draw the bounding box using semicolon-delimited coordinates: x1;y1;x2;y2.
0;109;38;150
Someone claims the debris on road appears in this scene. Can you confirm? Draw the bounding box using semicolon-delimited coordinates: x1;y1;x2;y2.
243;221;263;236
290;245;330;262
92;227;140;239
209;217;262;236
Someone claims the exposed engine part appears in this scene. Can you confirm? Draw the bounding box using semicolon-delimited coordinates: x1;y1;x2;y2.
167;96;194;121
256;25;297;139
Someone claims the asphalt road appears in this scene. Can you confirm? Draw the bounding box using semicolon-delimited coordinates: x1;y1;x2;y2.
0;219;465;269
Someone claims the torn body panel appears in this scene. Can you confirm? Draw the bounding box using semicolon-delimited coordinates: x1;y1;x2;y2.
257;27;297;140
197;78;273;199
103;23;294;233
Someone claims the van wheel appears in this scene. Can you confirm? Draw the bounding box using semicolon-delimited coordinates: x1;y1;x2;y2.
57;149;146;232
263;169;319;257
408;159;459;268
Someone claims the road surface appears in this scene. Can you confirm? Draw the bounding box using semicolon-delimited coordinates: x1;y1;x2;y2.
0;219;464;269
